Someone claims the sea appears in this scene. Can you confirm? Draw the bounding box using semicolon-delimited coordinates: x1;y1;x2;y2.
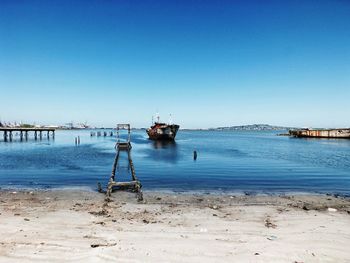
0;129;349;195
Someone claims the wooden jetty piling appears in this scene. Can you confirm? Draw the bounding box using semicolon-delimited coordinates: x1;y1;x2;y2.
0;128;55;142
90;130;114;137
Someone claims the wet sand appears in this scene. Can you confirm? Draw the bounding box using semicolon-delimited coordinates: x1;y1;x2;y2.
0;190;350;262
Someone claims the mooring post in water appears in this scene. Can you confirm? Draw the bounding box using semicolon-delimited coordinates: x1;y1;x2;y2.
193;150;197;160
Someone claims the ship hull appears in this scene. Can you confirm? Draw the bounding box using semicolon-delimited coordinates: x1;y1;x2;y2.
147;124;179;141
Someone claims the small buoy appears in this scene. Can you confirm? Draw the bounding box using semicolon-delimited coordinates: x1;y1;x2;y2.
193;150;197;160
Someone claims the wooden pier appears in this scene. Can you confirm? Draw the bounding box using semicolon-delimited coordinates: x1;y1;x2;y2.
0;127;55;142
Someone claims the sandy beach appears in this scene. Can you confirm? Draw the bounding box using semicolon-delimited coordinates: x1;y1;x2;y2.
0;190;349;262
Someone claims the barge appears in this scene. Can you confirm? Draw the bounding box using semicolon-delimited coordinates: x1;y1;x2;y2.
289;128;350;139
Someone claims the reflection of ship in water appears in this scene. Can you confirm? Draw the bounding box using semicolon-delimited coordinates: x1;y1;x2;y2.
147;114;179;141
152;139;176;149
147;138;179;163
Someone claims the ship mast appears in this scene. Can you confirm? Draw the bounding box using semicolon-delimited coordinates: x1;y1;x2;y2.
169;114;172;125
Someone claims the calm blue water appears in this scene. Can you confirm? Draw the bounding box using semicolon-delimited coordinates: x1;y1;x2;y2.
0;130;349;195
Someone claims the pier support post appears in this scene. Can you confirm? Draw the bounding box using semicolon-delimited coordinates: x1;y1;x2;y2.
25;131;28;141
39;131;42;140
47;131;49;139
20;131;23;141
9;131;12;142
4;131;7;142
34;131;37;140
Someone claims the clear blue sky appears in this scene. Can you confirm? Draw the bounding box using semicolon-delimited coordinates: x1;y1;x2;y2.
0;0;349;128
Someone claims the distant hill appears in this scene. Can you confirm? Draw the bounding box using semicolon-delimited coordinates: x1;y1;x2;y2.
210;124;296;131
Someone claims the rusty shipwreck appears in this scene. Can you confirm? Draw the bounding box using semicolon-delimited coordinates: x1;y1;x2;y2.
147;122;180;141
289;128;350;139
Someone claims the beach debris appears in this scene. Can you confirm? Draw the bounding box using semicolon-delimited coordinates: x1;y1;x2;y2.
255;252;260;255
93;221;106;226
11;191;17;194
89;210;108;216
302;205;310;211
97;183;103;193
24;218;30;221
209;204;219;210
267;235;277;241
200;228;208;233
327;208;337;212
91;242;117;248
265;217;277;228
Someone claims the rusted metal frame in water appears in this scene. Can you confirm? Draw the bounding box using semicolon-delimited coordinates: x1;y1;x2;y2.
105;124;143;201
